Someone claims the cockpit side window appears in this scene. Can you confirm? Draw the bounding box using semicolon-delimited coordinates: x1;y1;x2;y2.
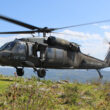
13;42;26;55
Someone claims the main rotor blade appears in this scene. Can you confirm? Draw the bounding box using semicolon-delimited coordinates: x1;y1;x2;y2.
55;19;110;30
1;15;110;33
0;15;40;30
0;30;37;34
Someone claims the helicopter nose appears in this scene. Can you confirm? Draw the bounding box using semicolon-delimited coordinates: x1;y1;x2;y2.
0;52;5;64
0;52;7;57
0;51;3;58
0;51;11;61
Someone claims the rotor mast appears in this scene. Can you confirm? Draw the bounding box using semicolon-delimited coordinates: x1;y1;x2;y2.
43;32;46;37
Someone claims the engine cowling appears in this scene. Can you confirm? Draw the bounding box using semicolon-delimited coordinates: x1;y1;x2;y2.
47;36;80;52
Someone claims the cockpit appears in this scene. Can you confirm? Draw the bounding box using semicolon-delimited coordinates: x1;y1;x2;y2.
0;41;16;51
0;40;27;55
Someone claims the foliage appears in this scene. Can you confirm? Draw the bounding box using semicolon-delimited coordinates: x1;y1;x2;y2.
0;75;110;109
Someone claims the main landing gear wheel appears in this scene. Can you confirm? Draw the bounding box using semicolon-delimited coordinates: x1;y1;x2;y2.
16;68;24;76
37;69;46;78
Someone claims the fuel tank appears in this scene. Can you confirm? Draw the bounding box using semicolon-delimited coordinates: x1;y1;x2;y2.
45;47;75;68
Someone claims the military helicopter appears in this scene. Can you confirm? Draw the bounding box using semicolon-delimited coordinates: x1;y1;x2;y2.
0;15;110;79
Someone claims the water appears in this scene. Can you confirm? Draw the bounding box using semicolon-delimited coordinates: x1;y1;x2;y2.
0;67;110;82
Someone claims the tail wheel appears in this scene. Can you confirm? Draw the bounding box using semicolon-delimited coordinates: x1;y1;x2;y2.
16;68;24;76
37;69;46;78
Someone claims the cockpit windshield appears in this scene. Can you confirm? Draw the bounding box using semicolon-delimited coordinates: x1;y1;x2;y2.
0;41;16;51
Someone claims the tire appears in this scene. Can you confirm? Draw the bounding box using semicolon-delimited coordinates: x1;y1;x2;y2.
37;69;46;78
16;68;24;76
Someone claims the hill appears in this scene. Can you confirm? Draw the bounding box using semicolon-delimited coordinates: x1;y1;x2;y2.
1;67;110;82
0;75;110;110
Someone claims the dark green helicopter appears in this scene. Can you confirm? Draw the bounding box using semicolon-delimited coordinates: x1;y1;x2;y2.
0;15;110;79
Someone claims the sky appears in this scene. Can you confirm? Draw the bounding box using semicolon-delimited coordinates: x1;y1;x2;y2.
0;0;110;60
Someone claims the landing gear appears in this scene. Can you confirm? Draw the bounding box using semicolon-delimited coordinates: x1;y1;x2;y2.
96;69;103;79
37;68;46;78
16;68;24;76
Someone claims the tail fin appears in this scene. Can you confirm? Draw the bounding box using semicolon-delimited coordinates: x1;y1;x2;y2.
104;44;110;65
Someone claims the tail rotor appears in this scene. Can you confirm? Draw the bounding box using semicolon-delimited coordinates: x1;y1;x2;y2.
104;38;110;65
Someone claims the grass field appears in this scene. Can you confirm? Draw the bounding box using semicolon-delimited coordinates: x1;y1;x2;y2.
0;75;110;110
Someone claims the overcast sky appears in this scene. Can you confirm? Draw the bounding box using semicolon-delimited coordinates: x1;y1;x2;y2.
0;0;110;60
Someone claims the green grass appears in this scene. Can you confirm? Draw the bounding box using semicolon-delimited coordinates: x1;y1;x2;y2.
0;75;110;109
0;75;14;93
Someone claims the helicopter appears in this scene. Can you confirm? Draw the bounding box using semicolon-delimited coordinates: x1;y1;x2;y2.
0;15;110;79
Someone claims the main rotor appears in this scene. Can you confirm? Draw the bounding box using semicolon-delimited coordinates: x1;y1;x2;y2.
1;15;110;37
0;15;58;37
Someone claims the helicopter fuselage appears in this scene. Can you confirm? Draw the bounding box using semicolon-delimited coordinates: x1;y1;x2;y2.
0;37;107;70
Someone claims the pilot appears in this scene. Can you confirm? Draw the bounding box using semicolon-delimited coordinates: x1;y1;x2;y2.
32;42;39;57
